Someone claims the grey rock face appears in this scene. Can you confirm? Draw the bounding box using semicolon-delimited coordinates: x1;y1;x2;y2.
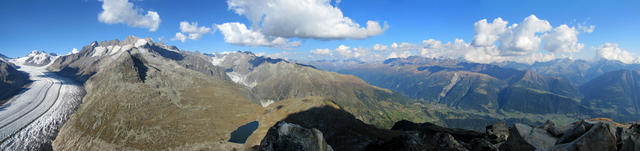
259;121;333;151
619;123;640;151
502;123;557;151
552;122;617;151
486;122;509;143
0;59;31;102
538;120;564;137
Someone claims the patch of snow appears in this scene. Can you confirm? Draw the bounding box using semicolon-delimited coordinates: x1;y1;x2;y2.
211;55;226;66
226;72;257;88
92;46;107;57
108;45;122;55
260;100;275;107
134;39;148;47
121;44;133;52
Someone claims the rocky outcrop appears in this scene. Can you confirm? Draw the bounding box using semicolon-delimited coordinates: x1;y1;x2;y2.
501;123;557;150
259;116;640;151
486;122;509;143
259;122;333;151
0;59;31;102
619;123;640;151
365;120;496;151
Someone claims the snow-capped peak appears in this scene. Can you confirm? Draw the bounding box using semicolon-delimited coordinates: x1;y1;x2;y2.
14;50;56;66
135;39;148;48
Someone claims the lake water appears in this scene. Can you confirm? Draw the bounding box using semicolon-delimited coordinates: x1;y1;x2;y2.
228;121;259;143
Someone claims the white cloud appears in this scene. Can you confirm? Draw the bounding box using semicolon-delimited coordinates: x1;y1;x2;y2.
372;44;390;51
67;48;79;55
472;18;508;47
310;48;332;55
578;24;595;33
387;51;412;59
498;15;552;55
171;32;187;42
301;14;591;64
179;21;212;40
335;45;353;57
595;43;639;64
512;53;556;64
331;45;370;59
216;22;300;48
543;25;584;53
391;42;420;51
227;0;388;40
98;0;161;32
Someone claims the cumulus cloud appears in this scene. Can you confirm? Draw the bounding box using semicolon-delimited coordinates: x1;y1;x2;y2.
331;45;371;59
227;0;388;40
472;18;508;46
595;43;639;64
171;32;187;42
372;44;390;51
67;48;79;55
387;51;412;59
578;24;596;33
98;0;161;32
301;14;592;64
498;15;552;55
175;21;212;41
543;25;584;53
216;22;300;48
310;48;332;55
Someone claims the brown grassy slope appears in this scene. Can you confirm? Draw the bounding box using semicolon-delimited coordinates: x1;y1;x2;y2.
53;51;263;150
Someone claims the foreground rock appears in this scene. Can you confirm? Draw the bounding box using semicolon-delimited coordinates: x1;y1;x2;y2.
259;122;333;151
501;123;557;150
258;116;640;151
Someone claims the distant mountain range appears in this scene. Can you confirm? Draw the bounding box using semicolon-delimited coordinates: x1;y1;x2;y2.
307;56;640;129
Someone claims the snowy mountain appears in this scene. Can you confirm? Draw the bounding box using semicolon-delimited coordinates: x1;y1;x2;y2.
14;50;57;66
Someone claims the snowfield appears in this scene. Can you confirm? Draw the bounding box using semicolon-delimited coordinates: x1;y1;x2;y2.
0;61;84;150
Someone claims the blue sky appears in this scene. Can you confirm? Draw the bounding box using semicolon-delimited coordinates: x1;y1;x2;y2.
0;0;638;63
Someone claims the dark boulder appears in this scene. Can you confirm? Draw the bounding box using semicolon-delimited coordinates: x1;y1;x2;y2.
486;122;509;143
557;120;594;144
538;120;564;137
434;132;468;151
552;122;617;151
501;123;557;151
619;123;640;151
259;121;333;151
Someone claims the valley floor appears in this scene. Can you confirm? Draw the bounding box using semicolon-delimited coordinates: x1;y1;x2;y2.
0;62;84;150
